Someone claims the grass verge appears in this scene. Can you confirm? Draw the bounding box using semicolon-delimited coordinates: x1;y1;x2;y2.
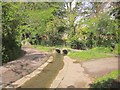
32;44;119;61
32;45;70;52
32;45;54;52
69;46;118;61
90;70;120;88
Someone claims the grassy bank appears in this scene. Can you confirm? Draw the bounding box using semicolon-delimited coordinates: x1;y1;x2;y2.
69;45;119;61
32;45;70;52
32;44;119;61
32;45;54;52
90;70;120;88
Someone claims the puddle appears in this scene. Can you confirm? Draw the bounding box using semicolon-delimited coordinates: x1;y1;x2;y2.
20;52;64;88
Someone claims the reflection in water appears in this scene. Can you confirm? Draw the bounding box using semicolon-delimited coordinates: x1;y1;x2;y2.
21;52;64;88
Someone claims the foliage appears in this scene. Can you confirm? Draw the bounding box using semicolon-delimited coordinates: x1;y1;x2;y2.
70;39;86;50
2;2;27;63
113;43;120;55
19;2;63;46
90;70;120;88
59;2;119;50
45;17;67;46
71;12;119;49
2;2;61;63
2;2;119;63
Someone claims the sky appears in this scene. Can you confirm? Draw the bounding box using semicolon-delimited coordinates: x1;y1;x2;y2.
70;0;93;25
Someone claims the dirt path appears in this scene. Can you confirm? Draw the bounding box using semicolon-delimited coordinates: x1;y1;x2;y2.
50;56;118;88
82;56;118;78
1;47;49;88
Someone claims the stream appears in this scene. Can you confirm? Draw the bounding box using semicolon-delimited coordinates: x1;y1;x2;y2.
21;52;64;88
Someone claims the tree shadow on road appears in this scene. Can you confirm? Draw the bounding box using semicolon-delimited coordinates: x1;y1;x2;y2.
20;49;27;57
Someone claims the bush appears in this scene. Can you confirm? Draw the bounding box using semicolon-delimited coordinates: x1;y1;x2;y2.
2;44;22;63
90;70;120;89
70;40;86;50
2;2;26;63
86;39;94;49
90;78;119;89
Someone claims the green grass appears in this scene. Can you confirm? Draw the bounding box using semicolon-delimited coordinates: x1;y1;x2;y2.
32;45;70;52
94;70;120;83
113;43;120;55
90;70;120;88
32;45;54;52
33;44;119;61
69;46;117;61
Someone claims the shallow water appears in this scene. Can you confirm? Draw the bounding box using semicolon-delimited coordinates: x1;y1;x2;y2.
21;52;64;88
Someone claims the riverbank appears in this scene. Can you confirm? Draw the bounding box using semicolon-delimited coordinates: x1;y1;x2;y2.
1;47;49;88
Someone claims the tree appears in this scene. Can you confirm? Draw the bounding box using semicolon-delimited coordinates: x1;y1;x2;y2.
2;2;27;63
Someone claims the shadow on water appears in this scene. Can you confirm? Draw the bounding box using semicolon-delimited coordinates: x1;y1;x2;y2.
20;52;64;88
